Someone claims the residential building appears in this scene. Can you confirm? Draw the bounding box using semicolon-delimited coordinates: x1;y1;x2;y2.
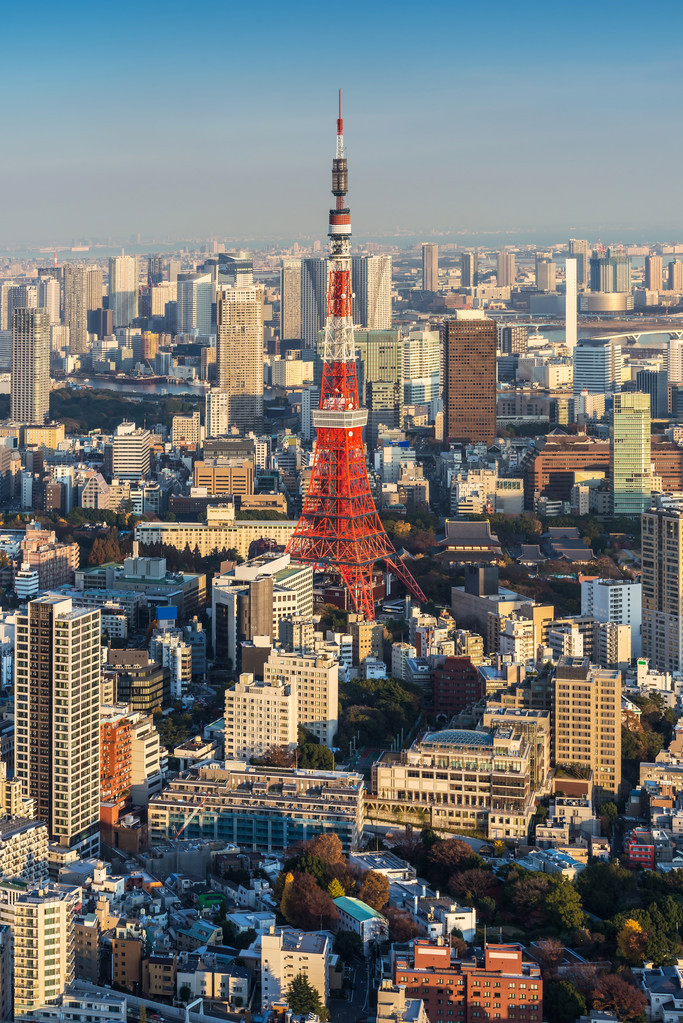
669;261;683;292
377;983;428;1023
280;258;302;340
129;712;165;805
430;657;485;717
569;238;590;287
645;254;664;291
0;819;48;885
353;255;392;328
403;330;440;406
589;249;631;292
581;578;642;658
18;528;79;590
371;727;536;840
205;389;230;439
442;316;496;444
261;929;330;1011
100;706;133;806
105;652;168;714
149;761;364;852
149;629;192;700
299;257;328;350
496;324;529;356
573;338;622;394
62;266;102;353
422;243;438;292
497;251;516;287
535;257;556;291
171;410;201;451
460;252;478;288
12;883;81;1017
11;307;50;425
111;422;151;480
552;656;621;800
333;896;388;953
594;621;631;670
642;504;683;672
109;255;139;327
15;596;100;856
610;392;652;515
216;283;264;431
224;674;297;760
263;649;338;748
177;272;212;335
392;942;542;1023
353;329;404;449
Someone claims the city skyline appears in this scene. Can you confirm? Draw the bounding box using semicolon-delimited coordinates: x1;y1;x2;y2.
3;0;683;245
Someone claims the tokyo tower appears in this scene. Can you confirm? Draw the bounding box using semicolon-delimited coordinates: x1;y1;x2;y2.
286;94;426;620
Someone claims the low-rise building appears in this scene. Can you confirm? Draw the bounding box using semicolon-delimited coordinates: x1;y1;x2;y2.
260;928;330;1012
333;896;388;953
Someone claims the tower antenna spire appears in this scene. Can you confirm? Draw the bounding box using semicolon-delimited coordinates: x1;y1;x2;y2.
285;97;426;619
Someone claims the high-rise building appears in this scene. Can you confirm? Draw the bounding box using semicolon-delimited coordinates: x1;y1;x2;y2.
421;243;438;292
14;596;100;856
642;504;683;672
12;883;81;1016
645;254;663;291
148;256;164;285
205;388;230;438
669;260;683;292
669;338;683;385
636;368;669;419
263;649;339;748
300;257;328;350
224;673;298;761
108;255;139;327
535;257;555;291
11;307;50;425
581;577;642;658
177;272;212;335
460;252;478;288
589;248;631;292
63;266;102;352
569;238;590;287
354;329;404;448
37;276;60;325
565;257;578;348
111;422;151;480
442;315;496;444
610;392;652;516
552;655;621;801
496;324;529;356
497;251;516;287
403;329;440;404
216;284;264;432
352;255;392;328
6;284;38;329
280;258;302;341
572;338;622;394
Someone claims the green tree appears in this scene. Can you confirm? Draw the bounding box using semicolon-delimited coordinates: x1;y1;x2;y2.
286;973;329;1021
544;980;587;1023
544;878;584;932
179;985;192;1005
333;930;363;961
298;742;334;770
358;870;390;911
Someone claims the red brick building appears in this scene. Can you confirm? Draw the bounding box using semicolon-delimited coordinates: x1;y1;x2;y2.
393;942;542;1023
431;657;484;718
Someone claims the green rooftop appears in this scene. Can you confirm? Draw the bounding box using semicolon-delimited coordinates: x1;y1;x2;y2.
333;896;385;922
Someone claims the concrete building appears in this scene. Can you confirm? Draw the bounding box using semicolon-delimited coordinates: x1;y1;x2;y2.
136;509;298;561
642;504;683;672
11;307;50;425
149;629;192;700
552;656;621;801
0;819;48;886
422;243;438;292
573;338;622;395
392;942;542;1023
171;410;201;450
442;316;496;445
216;284;264;431
109;255;139;327
193;459;254;496
149;761;364;852
581;577;642;658
497;251;516;287
224;674;297;760
371;727;536;840
333;896;388;953
610;392;652;516
205;388;231;439
11;883;81;1017
261;928;330;1011
15;597;100;856
280;258;302;341
111;422;151;480
403;329;440;406
645;254;664;291
177;272;212;336
377;982;428;1023
263;649;338;748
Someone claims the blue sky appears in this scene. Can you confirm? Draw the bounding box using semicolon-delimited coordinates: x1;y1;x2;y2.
1;0;682;246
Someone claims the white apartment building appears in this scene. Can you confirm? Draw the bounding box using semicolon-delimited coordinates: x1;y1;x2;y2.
149;629;192;700
498;616;535;663
111;422;151;480
129;713;165;805
224;674;297;761
260;929;330;1012
263;649;338;748
0;820;48;886
581;577;642;658
547;623;584;661
11;883;80;1017
205;389;230;439
595;621;631;670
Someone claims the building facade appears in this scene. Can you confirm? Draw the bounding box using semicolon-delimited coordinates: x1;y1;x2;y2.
442;317;496;445
11;307;50;425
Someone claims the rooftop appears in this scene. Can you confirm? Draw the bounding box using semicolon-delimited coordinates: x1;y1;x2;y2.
333;896;386;923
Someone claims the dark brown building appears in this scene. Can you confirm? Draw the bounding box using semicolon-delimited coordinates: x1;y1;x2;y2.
442;317;496;444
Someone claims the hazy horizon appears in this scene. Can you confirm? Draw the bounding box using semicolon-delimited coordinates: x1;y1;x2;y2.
2;0;682;246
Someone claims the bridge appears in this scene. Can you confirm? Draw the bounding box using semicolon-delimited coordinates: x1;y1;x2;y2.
589;328;683;344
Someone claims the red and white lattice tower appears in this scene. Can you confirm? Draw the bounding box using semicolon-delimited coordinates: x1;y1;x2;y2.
286;94;426;620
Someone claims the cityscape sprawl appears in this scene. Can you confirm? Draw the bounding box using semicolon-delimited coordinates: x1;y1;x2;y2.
2;97;683;1023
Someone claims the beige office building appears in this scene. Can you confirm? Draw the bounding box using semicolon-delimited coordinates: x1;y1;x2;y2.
224;674;297;760
193;459;254;496
263;649;339;748
217;284;264;431
15;597;101;856
11;308;50;425
136;512;298;561
11;883;81;1016
261;930;330;1012
642;503;683;672
280;258;302;341
552;655;621;800
112;423;151;480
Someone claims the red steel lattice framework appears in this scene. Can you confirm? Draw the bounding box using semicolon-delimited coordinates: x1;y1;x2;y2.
286;94;426;619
